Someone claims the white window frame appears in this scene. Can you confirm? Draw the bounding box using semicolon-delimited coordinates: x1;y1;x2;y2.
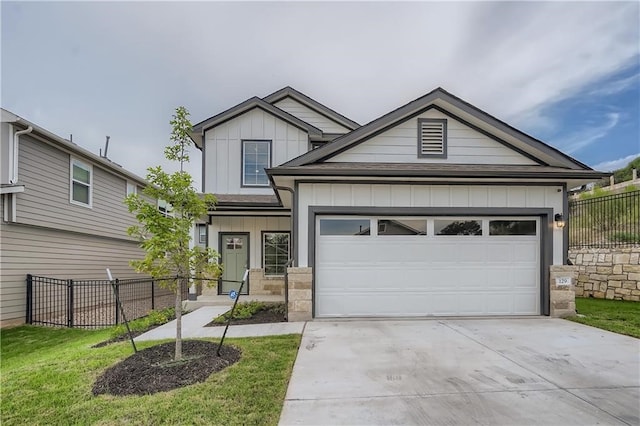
241;140;271;187
158;199;174;217
262;232;290;277
69;158;92;208
197;224;207;245
126;181;137;196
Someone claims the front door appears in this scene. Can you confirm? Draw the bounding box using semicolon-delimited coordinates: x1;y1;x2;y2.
220;233;249;294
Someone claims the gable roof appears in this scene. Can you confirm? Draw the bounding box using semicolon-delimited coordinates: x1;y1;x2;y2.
263;86;360;131
281;88;592;170
190;96;323;149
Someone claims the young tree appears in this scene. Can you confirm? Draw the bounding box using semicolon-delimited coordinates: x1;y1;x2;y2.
126;106;221;361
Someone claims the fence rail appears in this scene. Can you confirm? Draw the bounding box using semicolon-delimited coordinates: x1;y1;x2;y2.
569;190;640;248
26;276;188;328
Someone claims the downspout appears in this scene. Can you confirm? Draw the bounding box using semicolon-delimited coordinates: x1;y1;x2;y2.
274;185;295;320
10;125;33;184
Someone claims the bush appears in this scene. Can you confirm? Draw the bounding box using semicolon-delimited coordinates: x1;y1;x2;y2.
213;301;284;324
612;232;640;243
110;307;176;339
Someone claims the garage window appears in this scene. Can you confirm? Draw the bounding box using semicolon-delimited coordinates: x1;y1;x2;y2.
435;219;482;236
320;219;371;235
489;220;536;235
378;219;427;235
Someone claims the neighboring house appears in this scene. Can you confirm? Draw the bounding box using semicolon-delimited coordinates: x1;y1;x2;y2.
0;109;148;327
190;87;607;321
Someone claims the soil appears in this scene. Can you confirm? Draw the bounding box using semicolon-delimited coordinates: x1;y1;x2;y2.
205;308;286;327
92;340;241;396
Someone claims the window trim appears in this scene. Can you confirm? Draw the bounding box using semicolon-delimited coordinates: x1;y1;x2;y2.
417;118;447;159
241;139;272;187
261;231;290;277
69;157;93;208
126;181;137;196
197;224;208;245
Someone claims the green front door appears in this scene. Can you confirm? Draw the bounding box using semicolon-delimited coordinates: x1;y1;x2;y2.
220;233;249;294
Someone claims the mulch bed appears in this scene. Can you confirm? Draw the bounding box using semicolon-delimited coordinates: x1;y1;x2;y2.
92;340;241;396
205;308;286;327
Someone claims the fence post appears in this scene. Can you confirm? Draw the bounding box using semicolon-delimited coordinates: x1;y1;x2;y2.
151;279;155;310
67;279;74;328
114;279;120;325
26;274;33;324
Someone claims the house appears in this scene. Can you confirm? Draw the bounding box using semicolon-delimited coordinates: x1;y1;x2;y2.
190;87;607;321
0;109;148;327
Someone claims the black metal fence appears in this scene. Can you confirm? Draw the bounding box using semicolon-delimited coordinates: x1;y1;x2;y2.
26;275;188;328
569;190;640;248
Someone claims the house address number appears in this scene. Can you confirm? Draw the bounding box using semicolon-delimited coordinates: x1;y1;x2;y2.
556;277;572;286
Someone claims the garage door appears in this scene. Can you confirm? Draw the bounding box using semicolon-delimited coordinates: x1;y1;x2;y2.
315;216;540;317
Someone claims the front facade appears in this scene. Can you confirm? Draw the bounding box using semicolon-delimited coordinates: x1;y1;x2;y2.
191;87;606;320
0;109;148;327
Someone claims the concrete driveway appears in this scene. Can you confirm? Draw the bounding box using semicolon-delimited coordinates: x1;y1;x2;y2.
279;319;639;425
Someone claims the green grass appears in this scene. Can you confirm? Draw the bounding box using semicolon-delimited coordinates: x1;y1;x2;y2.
567;298;640;338
1;325;301;425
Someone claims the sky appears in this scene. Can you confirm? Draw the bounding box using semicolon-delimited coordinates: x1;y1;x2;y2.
2;1;639;190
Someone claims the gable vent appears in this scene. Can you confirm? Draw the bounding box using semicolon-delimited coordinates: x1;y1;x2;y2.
418;118;447;158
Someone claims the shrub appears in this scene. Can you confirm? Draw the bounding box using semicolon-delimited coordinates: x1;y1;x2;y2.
110;307;176;339
612;232;640;243
212;301;285;324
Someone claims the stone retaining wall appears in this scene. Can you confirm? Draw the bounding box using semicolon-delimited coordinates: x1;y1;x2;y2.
568;248;640;301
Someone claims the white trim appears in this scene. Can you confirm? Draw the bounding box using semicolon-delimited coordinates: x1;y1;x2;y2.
126;181;137;196
69;157;93;208
0;185;25;194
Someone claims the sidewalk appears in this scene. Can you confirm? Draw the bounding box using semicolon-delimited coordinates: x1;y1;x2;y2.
134;306;305;342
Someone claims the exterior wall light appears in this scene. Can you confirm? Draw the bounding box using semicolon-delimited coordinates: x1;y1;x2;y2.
554;213;566;228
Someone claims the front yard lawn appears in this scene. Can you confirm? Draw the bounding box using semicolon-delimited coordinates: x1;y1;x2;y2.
1;325;301;426
567;297;640;338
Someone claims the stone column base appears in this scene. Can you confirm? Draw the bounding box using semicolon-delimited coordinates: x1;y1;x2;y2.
549;265;578;317
287;267;312;321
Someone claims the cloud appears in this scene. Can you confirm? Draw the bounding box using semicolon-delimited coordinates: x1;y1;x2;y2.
588;73;640;97
554;113;621;154
592;153;640;172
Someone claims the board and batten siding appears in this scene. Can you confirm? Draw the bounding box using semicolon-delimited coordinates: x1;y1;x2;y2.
209;216;290;269
15;134;139;240
328;109;538;165
203;109;309;194
273;98;351;134
296;183;564;267
0;223;144;326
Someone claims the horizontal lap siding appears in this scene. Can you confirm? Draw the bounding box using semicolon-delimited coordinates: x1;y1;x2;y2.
273;98;350;134
15;135;138;240
0;223;144;325
204;109;309;194
297;183;563;267
328;109;537;165
209;216;290;268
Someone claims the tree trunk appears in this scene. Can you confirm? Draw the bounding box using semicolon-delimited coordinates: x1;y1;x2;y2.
174;279;182;361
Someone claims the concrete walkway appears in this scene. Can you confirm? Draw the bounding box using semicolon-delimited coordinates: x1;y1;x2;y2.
280;319;640;425
134;306;305;341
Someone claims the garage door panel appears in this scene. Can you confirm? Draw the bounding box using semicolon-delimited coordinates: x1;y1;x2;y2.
316;216;541;317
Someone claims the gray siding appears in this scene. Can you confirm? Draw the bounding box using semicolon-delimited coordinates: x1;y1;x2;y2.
15;134;139;240
0;223;144;326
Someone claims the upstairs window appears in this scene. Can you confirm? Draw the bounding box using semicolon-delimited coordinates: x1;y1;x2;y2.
417;118;447;158
126;181;137;196
70;158;92;207
158;199;173;217
242;140;271;186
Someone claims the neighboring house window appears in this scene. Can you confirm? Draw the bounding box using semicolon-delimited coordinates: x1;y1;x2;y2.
311;141;325;150
263;232;290;276
417;118;447;158
126;181;137;196
197;224;207;245
158;199;173;217
70;158;92;207
242;140;271;186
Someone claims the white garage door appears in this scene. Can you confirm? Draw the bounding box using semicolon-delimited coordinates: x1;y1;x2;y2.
316;216;540;317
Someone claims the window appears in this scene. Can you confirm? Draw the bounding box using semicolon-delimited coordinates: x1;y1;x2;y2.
242;140;271;186
320;219;371;235
197;224;207;245
378;219;427;235
126;181;137;196
70;158;92;207
226;237;243;250
263;232;290;276
158;199;173;217
435;219;482;236
489;220;536;236
417;118;447;158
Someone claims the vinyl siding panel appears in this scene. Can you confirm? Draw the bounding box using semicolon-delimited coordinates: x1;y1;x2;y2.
297;183;563;267
0;223;144;326
15;135;139;240
203;108;309;194
328;109;538;165
273;98;351;134
209;216;290;268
